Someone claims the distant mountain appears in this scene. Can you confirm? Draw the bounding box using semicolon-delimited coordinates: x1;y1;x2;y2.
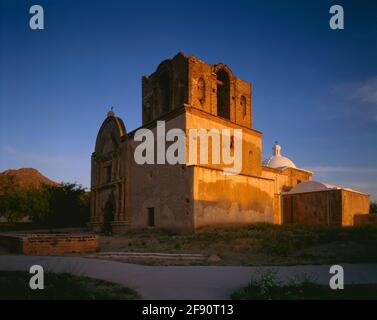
0;168;59;189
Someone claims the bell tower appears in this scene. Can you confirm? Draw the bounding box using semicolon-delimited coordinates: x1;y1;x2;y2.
141;52;253;129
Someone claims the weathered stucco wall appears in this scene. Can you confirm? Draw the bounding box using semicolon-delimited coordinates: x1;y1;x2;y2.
193;166;274;229
341;190;370;226
128;106;275;232
185;107;262;177
282;190;342;226
282;189;370;226
128;113;195;232
261;167;312;224
261;166;312;194
129;162;194;232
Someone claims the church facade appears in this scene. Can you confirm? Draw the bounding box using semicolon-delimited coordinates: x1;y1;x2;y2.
90;52;370;233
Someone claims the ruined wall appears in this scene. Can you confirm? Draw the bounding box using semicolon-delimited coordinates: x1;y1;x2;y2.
193;166;274;229
142;52;189;125
142;52;253;129
341;190;370;226
188;57;252;128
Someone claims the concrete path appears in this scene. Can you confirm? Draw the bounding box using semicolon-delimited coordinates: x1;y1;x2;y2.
1;255;377;299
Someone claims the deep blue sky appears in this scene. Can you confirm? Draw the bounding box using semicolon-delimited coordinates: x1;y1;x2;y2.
1;0;376;200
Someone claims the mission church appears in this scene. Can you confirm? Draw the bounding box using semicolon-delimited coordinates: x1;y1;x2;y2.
90;52;370;233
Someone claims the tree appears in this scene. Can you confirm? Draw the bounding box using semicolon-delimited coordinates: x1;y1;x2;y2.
371;201;377;214
0;174;16;194
22;188;50;222
0;175;27;222
0;190;26;223
0;175;90;226
43;183;90;227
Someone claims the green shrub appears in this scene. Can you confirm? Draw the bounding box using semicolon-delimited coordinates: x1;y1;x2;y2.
232;270;377;300
0;178;90;227
41;183;90;227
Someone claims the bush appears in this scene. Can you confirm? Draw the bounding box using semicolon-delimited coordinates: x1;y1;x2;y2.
0;189;27;223
42;183;90;227
0;177;90;227
231;270;377;300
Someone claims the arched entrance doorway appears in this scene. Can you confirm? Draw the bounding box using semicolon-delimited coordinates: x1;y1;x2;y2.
103;191;115;235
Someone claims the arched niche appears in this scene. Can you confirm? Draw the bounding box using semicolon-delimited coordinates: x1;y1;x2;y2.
240;95;247;119
216;69;231;120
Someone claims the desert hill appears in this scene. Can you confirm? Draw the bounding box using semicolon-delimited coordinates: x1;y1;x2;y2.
0;168;59;189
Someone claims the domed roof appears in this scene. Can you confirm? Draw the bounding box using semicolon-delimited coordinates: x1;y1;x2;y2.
264;142;296;169
288;181;339;194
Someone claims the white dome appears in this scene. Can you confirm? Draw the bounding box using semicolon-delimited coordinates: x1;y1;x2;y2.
264;143;296;169
264;155;296;169
288;181;339;194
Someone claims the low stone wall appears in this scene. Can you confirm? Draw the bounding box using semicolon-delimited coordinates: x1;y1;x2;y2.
0;233;99;255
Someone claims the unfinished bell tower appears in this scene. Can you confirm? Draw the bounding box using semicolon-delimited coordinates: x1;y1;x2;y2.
141;52;253;129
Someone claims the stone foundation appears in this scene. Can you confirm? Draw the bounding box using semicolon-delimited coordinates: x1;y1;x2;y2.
0;233;99;255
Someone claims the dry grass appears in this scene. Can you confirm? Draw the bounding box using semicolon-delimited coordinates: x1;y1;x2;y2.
99;223;377;266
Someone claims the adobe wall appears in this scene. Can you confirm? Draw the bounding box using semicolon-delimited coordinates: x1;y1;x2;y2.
187;56;252;128
341;190;370;226
282;189;370;226
261;167;312;194
128;162;194;232
142;52;189;125
282;190;343;226
192;166;275;229
261;167;312;224
185;106;263;177
128;112;195;232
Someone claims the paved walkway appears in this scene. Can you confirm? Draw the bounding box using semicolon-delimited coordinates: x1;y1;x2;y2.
1;255;377;299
